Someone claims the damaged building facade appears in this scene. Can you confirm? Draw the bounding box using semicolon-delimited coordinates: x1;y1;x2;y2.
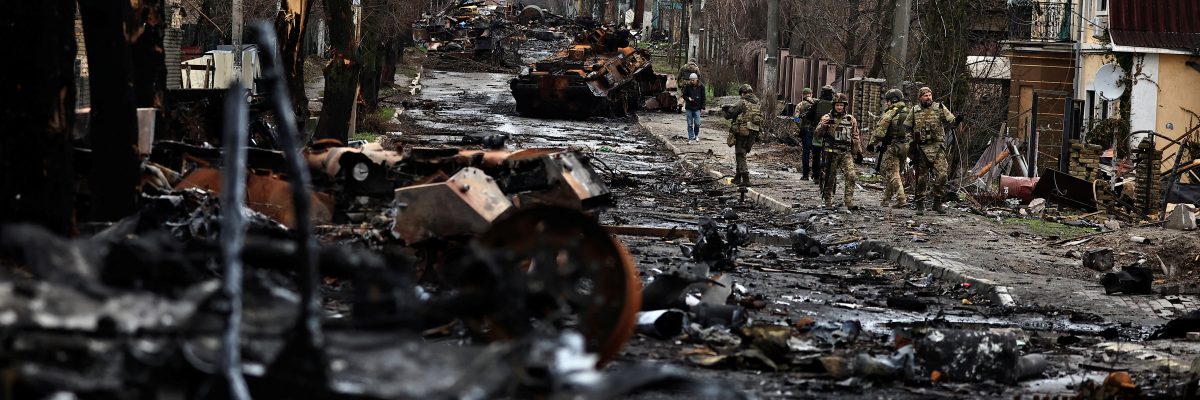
1004;0;1200;174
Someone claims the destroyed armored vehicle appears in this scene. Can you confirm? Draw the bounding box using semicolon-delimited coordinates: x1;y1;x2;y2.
510;29;667;118
412;0;519;62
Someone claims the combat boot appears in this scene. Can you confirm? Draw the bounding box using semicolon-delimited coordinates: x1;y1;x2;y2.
915;200;926;215
739;172;751;186
893;199;908;209
933;201;947;214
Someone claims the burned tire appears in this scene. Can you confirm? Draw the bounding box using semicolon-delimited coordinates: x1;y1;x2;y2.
475;206;641;366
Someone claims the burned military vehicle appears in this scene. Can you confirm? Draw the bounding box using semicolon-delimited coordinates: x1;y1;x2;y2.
510;29;667;119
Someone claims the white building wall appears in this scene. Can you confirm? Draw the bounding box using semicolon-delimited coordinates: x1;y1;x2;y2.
1129;53;1159;134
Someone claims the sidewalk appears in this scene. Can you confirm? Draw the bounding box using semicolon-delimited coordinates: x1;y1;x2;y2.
638;111;1197;326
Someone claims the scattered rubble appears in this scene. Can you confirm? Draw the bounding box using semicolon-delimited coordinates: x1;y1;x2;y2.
1083;248;1115;272
0;25;689;399
10;2;1200;397
1102;265;1155;295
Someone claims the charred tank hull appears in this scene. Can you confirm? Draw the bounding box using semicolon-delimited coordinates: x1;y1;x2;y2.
511;35;666;119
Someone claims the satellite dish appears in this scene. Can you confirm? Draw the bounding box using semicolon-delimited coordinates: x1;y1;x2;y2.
1093;63;1126;101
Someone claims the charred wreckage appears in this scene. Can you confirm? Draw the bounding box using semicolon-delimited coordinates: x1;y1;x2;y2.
412;1;672;119
0;24;745;400
412;1;585;65
511;28;669;119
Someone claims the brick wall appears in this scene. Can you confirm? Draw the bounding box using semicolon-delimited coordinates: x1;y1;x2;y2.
1133;140;1163;217
850;78;886;135
1067;139;1113;209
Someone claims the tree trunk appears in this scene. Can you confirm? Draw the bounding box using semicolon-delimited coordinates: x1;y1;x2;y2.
314;0;361;143
358;0;386;117
275;0;316;129
381;42;399;85
0;0;77;234
80;0;141;222
867;0;890;79
842;0;863;66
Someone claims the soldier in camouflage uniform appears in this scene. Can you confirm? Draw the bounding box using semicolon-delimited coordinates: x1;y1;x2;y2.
870;89;910;208
903;86;957;215
679;59;701;83
723;84;762;185
815;93;861;210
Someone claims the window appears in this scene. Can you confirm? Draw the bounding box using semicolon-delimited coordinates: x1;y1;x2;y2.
1097;0;1108;14
1085;90;1096;126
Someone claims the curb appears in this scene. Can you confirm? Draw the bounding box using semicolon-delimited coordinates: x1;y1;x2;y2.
636;118;1018;308
860;241;1017;307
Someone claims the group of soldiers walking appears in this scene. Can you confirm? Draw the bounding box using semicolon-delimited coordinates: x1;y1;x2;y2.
793;85;959;214
682;62;959;214
794;85;959;214
720;82;958;214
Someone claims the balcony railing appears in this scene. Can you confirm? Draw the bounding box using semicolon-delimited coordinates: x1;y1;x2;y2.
1008;1;1074;42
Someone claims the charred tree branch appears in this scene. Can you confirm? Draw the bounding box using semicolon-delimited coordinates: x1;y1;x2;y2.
218;82;252;400
252;21;329;386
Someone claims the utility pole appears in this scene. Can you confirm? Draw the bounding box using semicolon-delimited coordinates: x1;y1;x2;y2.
886;0;911;89
763;0;779;95
679;0;688;68
232;0;243;81
633;0;645;30
687;0;700;61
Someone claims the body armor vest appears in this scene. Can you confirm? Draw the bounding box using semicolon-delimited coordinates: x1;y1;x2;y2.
827;114;854;151
913;103;946;144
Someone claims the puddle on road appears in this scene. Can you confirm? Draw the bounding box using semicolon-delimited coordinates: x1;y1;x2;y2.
409;69;673;178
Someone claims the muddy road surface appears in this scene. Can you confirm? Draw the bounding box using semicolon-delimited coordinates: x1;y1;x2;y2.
399;69;1185;399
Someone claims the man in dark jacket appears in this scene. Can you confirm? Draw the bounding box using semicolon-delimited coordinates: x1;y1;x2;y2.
682;73;706;143
793;87;816;179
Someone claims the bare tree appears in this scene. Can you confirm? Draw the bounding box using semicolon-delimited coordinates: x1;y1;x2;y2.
697;0;888;94
358;0;388;116
314;0;360;143
275;0;317;123
783;0;883;67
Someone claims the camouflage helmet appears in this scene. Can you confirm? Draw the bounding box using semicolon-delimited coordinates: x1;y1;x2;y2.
833;93;849;104
739;84;754;94
821;85;835;94
884;89;904;103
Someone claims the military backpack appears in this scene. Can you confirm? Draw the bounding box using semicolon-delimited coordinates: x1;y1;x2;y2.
888;105;909;142
737;101;763;136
